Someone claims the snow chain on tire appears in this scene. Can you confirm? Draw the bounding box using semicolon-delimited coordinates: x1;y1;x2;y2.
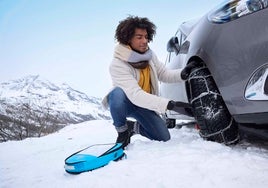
187;66;239;145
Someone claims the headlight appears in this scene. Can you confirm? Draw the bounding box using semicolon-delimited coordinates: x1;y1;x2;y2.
208;0;268;23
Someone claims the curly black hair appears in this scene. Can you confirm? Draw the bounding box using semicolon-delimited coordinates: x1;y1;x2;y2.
115;16;156;45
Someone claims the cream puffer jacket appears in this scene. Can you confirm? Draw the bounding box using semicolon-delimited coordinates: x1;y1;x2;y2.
102;44;183;114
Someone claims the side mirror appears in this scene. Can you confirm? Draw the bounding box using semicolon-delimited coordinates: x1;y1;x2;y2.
167;36;179;53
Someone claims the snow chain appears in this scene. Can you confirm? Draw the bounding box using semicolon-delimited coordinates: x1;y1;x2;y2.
199;117;239;145
187;67;239;145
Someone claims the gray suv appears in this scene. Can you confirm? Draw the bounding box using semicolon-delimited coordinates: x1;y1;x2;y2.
160;0;268;144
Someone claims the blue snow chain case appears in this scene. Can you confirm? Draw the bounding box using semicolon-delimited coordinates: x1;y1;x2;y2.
64;143;125;174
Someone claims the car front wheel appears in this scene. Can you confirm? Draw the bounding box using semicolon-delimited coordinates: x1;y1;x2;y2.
187;63;239;145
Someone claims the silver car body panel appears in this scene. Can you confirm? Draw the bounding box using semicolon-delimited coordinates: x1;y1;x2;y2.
160;3;268;124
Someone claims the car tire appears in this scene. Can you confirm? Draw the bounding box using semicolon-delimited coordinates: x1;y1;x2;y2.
162;114;176;128
166;118;176;129
187;63;239;145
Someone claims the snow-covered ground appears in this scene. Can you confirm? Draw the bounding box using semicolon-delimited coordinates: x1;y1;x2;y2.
1;120;268;188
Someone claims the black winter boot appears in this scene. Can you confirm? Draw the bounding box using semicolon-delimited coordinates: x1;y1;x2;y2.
116;120;136;149
116;130;131;149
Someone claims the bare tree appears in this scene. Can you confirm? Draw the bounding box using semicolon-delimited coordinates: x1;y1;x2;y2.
0;101;67;142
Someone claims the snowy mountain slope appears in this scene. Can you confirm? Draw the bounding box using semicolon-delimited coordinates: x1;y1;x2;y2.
0;75;110;141
0;75;109;119
0;120;268;188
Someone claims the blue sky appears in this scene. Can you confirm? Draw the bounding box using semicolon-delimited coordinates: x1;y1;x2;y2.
0;0;221;97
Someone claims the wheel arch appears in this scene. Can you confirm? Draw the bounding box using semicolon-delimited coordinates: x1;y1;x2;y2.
187;56;204;65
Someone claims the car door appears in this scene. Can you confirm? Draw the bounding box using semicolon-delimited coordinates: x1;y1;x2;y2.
160;28;188;103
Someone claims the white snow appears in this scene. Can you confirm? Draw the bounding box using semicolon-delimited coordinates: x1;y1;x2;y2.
1;120;268;188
